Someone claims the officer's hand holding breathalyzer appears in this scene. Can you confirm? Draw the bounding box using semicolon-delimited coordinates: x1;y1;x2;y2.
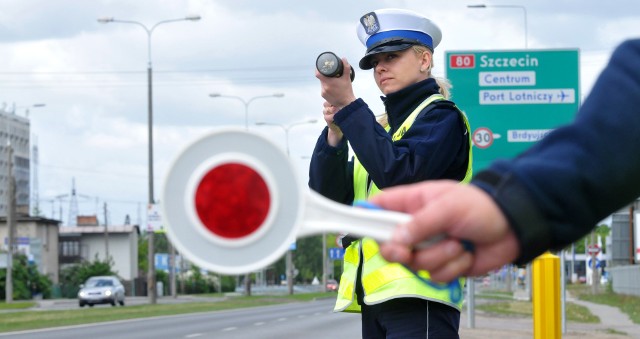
316;51;355;82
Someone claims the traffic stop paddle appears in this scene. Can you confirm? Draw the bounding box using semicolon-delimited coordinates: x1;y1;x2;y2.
162;129;444;274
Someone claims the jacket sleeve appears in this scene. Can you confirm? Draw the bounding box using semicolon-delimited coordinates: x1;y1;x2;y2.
308;127;354;205
471;39;640;264
333;98;469;189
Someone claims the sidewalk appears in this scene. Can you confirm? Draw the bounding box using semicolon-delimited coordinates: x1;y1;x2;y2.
456;293;640;338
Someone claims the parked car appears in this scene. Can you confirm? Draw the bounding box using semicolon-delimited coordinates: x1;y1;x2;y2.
78;276;125;307
326;279;339;292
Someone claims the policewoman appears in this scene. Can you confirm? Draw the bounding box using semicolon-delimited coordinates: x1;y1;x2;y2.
309;8;472;338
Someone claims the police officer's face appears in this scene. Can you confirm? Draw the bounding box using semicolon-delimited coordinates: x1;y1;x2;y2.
371;48;430;95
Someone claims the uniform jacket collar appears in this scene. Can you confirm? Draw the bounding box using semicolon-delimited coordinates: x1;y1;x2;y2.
381;78;440;134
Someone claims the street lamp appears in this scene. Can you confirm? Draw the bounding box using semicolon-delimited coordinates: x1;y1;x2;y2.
210;93;285;130
13;103;46;118
468;4;528;49
255;118;317;295
98;14;200;305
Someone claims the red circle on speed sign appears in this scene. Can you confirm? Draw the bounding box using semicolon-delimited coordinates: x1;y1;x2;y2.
587;245;600;255
472;127;494;149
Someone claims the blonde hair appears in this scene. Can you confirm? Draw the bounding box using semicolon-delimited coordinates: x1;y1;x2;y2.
376;44;453;127
412;45;452;100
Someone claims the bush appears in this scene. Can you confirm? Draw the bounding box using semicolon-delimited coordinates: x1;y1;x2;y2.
155;270;168;295
180;265;220;294
58;255;117;298
0;254;52;300
220;275;236;292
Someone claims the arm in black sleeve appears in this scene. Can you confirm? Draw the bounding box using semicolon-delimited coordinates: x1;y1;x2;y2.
308;126;354;205
334;99;469;189
472;39;640;264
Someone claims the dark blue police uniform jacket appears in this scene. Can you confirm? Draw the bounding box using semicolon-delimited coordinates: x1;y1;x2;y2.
309;78;470;205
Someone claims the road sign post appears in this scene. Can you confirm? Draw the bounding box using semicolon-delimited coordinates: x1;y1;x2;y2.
446;49;580;172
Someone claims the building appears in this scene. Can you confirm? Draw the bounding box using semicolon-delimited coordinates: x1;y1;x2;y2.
58;224;140;281
0;216;60;283
0;104;31;216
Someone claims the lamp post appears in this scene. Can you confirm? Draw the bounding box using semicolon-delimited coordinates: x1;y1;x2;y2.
255;118;317;294
98;14;200;304
210;93;284;130
13;103;46;118
468;4;528;49
4;130;15;303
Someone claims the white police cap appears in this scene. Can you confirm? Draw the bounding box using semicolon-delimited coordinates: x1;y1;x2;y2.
357;8;442;70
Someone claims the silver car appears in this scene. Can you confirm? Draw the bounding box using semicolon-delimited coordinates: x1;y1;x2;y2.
78;276;126;307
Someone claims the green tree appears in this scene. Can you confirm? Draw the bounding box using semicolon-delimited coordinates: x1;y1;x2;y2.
293;235;323;283
138;236;148;273
570;224;610;254
273;234;343;284
138;232;170;274
0;254;52;300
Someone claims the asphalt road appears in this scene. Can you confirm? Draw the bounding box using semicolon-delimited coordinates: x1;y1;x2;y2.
6;286;637;338
1;298;362;339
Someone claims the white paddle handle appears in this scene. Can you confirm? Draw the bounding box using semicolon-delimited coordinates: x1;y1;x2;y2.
300;189;445;249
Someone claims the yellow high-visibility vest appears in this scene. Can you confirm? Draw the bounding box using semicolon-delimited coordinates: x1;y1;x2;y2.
334;94;473;313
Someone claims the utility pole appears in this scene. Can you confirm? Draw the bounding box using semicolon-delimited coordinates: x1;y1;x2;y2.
505;264;513;293
322;232;327;292
5;144;15;303
170;243;176;298
590;232;599;294
103;202;109;261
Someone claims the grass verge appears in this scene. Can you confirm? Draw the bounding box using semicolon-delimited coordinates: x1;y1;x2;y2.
474;290;598;323
0;301;36;310
567;283;640;324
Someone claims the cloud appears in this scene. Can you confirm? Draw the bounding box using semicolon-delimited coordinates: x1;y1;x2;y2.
2;0;638;226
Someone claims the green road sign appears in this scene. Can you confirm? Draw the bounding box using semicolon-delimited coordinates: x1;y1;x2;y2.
445;49;580;173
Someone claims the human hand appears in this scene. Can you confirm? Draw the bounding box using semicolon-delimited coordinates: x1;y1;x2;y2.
369;180;520;283
322;101;343;146
315;57;356;109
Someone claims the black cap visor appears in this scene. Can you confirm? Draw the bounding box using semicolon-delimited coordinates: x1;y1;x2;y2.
359;38;430;70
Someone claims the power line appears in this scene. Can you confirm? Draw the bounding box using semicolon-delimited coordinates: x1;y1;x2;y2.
0;65;310;75
39;162;146;179
0;77;314;89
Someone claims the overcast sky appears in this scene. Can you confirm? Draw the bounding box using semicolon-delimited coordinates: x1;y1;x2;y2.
1;0;639;227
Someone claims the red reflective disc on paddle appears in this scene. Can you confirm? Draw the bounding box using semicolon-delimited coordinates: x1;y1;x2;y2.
194;163;270;239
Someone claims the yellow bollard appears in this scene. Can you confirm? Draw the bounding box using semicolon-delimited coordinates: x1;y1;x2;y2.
532;251;561;339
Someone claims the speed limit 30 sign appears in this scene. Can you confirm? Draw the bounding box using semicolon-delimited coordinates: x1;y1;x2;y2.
472;127;494;149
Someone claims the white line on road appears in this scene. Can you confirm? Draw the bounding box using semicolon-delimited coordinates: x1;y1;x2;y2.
185;334;203;338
